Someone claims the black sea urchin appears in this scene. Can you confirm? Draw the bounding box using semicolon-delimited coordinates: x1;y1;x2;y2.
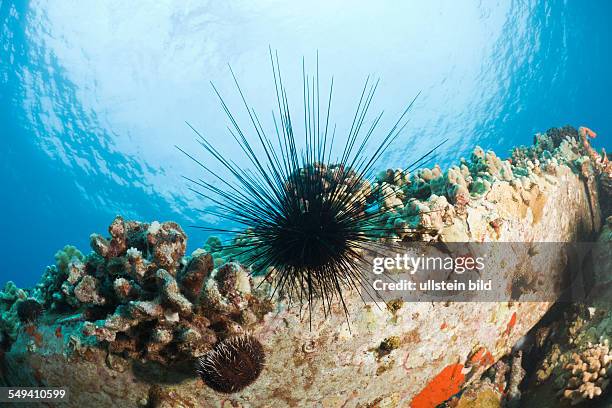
196;335;265;394
179;51;444;322
16;299;43;323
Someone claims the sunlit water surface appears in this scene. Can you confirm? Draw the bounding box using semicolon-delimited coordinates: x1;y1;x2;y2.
1;0;610;286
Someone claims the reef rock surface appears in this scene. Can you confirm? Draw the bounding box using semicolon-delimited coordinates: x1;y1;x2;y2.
0;126;607;407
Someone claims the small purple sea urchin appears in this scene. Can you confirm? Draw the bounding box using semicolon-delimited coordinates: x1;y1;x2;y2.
196;335;265;394
16;299;43;323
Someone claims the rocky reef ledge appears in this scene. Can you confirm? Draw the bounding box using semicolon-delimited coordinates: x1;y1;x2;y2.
0;126;609;407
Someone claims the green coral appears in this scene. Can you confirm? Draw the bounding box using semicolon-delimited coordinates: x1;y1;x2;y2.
470;177;492;196
511;125;581;168
33;245;91;310
0;281;26;305
0;281;28;343
203;236;223;254
54;245;84;274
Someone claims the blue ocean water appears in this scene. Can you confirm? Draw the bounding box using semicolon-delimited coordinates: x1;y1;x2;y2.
0;1;610;287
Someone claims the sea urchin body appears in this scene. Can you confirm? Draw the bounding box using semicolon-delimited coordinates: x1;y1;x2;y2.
180;51;443;323
196;335;265;394
16;299;43;323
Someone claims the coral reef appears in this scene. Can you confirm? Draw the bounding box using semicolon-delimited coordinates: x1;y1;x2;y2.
363;125;603;245
79;217;269;365
510;126;579;166
517;215;612;407
1;216;271;370
524;304;612;407
560;340;611;405
0;281;27;344
0;125;607;407
34;245;86;310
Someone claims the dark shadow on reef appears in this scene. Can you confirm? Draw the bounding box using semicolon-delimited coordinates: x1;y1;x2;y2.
132;359;196;385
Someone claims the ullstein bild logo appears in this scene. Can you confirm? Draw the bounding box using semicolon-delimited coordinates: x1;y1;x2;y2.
362;242;608;303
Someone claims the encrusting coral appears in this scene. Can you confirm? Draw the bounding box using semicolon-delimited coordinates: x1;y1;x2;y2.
440;349;526;408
